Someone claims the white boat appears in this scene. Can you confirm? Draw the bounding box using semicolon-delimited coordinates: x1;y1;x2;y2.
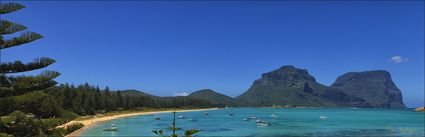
248;116;256;119
243;118;249;121
256;119;267;123
320;115;328;119
178;115;186;119
103;124;118;131
269;114;278;118
189;118;198;122
257;122;271;127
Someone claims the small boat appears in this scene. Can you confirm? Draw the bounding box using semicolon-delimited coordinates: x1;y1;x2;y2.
189;118;198;122
320;115;328;119
154;117;160;120
243;118;249;121
103;124;118;131
269;114;278;118
257;122;271;127
204;113;209;116
256;119;267;123
256;120;271;127
248;116;256;119
178;115;186;119
229;113;234;116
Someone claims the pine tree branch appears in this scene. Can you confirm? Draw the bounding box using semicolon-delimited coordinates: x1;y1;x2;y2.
8;70;61;83
1;31;43;49
0;3;25;14
5;70;60;96
0;57;56;73
0;20;28;35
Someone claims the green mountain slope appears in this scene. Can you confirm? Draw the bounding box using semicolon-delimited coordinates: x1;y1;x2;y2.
188;89;236;106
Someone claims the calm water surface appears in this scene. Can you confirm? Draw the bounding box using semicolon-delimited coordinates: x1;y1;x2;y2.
80;108;424;136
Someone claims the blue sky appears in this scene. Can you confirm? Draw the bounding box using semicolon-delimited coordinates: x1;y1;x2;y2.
2;1;424;107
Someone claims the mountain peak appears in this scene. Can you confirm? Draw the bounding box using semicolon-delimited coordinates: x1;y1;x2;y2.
331;70;406;108
261;65;316;83
188;89;236;106
194;89;215;93
235;66;405;108
279;65;296;70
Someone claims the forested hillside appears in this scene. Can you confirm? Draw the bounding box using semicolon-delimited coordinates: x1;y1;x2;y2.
0;3;218;137
0;82;218;136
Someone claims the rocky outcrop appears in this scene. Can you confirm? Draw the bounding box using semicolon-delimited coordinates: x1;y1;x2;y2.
331;70;406;108
235;66;367;107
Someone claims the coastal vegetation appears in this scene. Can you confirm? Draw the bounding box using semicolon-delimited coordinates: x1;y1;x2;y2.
0;2;64;137
0;2;419;137
0;3;218;137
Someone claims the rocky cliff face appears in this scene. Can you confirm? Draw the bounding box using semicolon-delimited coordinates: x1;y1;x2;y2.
235;66;367;107
188;66;406;108
331;70;406;108
188;89;236;106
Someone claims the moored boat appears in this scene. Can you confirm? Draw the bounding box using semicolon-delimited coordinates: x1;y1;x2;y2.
190;118;198;122
103;124;118;131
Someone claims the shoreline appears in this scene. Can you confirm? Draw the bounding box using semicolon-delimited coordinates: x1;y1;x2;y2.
62;108;218;137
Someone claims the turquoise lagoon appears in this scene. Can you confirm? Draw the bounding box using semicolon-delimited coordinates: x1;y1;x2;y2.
80;108;424;136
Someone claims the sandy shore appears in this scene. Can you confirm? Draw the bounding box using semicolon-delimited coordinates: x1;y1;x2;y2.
61;108;218;137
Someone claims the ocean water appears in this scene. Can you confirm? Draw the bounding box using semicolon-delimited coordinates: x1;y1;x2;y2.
80;108;424;136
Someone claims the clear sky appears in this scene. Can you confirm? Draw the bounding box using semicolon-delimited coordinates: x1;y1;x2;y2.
2;1;424;107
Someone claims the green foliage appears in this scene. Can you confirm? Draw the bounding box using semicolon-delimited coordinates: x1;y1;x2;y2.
188;89;235;107
0;20;27;35
1;31;43;49
152;110;202;137
58;110;78;121
45;128;66;137
65;123;84;135
0;2;24;14
0;58;56;74
0;2;61;136
38;95;60;118
2;111;42;137
184;129;201;137
0;2;216;137
42;83;217;116
0;133;13;137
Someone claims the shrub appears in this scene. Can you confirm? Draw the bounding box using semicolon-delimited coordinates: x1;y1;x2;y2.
65;123;84;135
47;128;66;137
58;110;78;121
